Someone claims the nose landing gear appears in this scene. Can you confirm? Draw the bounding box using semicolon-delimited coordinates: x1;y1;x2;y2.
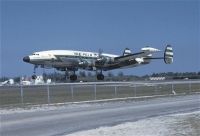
32;65;38;80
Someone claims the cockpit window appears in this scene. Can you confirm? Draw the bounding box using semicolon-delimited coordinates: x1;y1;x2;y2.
32;53;39;55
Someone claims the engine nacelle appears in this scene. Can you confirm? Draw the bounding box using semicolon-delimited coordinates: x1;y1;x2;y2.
95;57;114;66
135;58;144;64
105;57;115;64
79;60;88;66
79;60;94;68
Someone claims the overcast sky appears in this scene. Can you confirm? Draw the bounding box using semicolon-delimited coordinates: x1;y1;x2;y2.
1;0;199;77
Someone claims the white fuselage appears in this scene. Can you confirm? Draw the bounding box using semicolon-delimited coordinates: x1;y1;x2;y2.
24;50;120;71
29;50;117;61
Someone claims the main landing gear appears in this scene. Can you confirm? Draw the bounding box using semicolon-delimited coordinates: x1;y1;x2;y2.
96;70;104;80
69;74;77;81
65;69;78;81
97;74;104;80
31;66;104;81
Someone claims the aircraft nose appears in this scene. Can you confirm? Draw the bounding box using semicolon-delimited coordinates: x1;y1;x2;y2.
23;56;30;62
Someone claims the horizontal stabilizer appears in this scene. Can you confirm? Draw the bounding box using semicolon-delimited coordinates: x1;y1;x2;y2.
143;45;173;64
115;52;145;61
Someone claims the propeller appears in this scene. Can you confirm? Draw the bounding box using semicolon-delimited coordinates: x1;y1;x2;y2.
98;49;103;60
78;57;91;68
96;49;107;66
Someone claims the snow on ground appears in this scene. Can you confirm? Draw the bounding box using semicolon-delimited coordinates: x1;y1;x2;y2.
66;111;200;136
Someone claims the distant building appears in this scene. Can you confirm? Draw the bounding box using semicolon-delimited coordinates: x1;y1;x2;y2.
46;79;52;84
0;79;15;85
149;77;166;81
34;76;45;85
21;80;31;85
21;75;52;85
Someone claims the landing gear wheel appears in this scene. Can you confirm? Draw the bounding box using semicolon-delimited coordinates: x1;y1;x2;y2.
32;65;38;80
97;74;104;80
70;74;77;81
32;75;37;80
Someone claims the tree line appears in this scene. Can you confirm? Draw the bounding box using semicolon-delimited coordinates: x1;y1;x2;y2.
1;71;200;82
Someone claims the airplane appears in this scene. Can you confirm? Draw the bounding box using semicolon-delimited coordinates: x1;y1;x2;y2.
23;45;173;81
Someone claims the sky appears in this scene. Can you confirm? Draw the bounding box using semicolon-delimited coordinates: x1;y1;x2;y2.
1;0;200;77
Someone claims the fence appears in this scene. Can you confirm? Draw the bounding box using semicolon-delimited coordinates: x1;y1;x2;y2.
0;80;200;107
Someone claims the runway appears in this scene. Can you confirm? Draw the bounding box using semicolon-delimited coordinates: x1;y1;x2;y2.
1;94;200;136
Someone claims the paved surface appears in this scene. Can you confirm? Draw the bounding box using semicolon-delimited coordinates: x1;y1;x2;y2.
1;94;200;136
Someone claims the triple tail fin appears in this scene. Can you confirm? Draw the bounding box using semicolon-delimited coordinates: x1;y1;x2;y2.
164;45;173;64
123;48;132;56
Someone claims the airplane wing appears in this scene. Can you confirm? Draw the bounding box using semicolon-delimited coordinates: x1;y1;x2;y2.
95;51;148;69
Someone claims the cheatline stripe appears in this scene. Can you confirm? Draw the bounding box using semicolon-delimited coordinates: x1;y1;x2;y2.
166;47;172;50
124;53;130;56
165;52;174;55
165;52;173;55
125;50;131;53
165;54;173;57
166;48;173;50
124;52;132;55
165;53;173;56
166;49;173;52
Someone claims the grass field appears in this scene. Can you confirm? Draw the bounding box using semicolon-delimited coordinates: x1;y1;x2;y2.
0;81;200;108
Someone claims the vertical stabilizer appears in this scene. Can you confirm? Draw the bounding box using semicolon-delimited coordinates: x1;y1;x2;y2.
164;45;173;64
123;48;132;56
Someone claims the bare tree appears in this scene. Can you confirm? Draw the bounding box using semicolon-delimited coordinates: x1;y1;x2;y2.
118;71;124;77
79;71;86;77
108;71;114;77
87;72;92;77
